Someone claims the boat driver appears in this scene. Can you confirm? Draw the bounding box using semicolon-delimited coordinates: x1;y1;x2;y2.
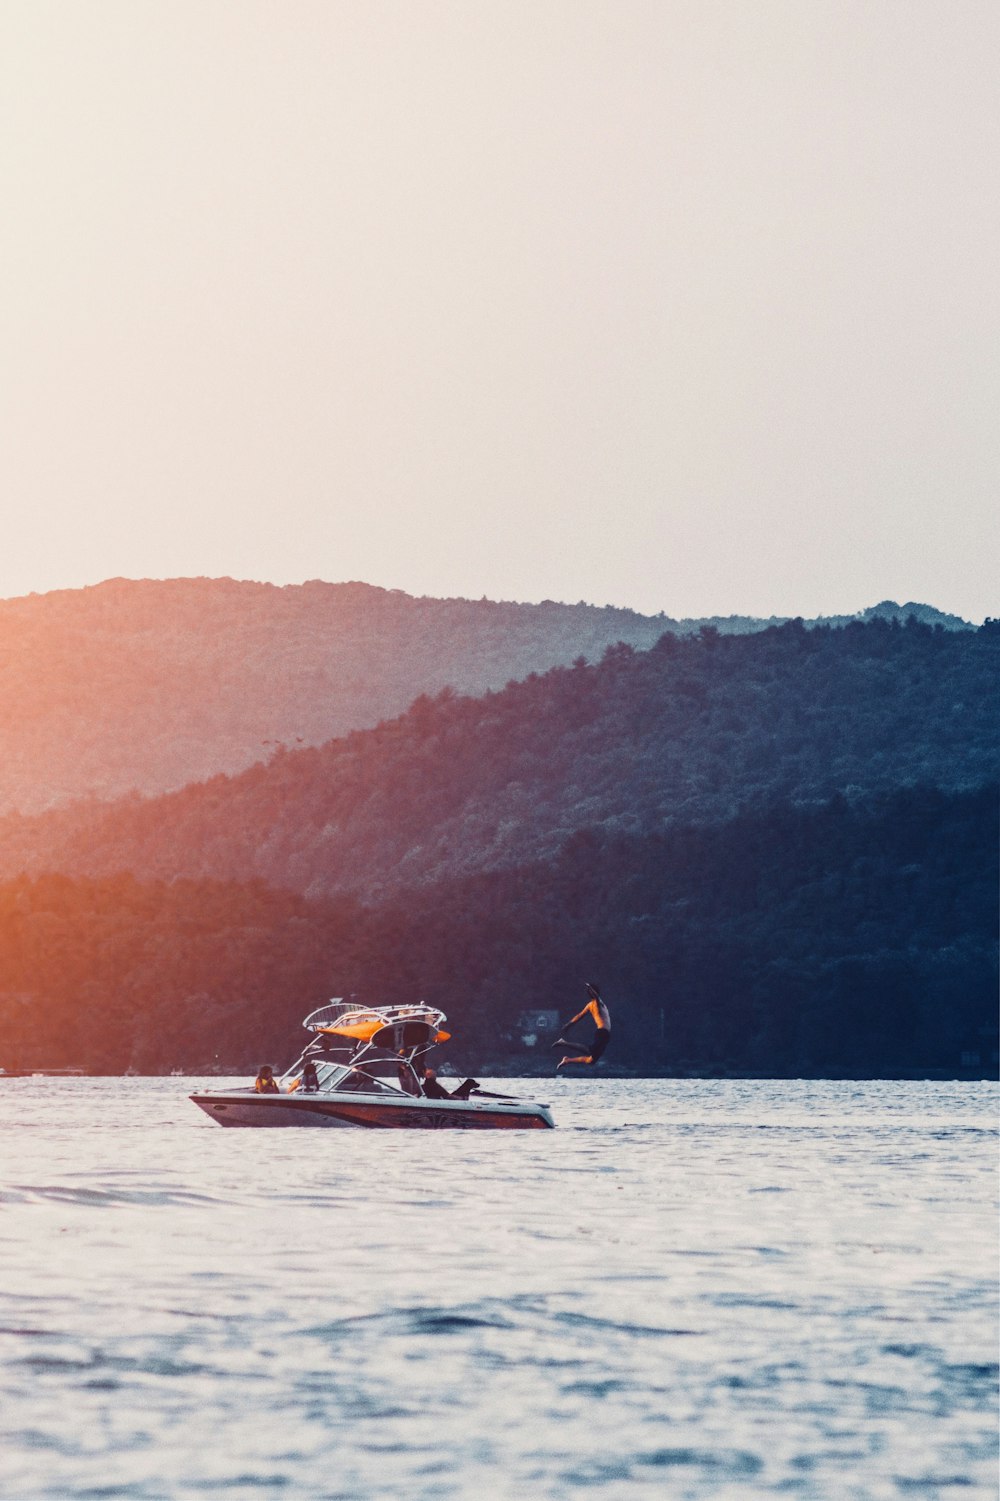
421;1068;479;1100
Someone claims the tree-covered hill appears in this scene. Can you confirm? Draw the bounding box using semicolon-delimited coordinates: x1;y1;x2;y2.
0;576;665;813
0;785;994;1077
0;575;970;815
1;617;995;899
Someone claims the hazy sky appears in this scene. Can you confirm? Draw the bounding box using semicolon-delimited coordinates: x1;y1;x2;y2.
1;1;996;620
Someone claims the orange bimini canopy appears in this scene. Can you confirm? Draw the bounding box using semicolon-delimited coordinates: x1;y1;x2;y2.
318;1021;451;1051
317;1015;384;1042
304;1002;449;1048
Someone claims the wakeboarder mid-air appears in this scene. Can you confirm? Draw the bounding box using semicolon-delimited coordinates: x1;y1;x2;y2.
554;983;611;1069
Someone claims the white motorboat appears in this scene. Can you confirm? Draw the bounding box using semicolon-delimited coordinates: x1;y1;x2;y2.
190;1001;555;1130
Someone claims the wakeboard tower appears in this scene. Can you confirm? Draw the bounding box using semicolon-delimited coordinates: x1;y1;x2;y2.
190;1000;555;1129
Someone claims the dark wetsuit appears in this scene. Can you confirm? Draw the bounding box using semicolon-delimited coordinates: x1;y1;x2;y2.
589;1028;610;1063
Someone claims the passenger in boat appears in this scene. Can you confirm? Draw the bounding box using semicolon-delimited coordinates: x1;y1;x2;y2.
420;1068;450;1098
555;984;611;1069
254;1065;280;1093
300;1060;320;1092
421;1068;480;1100
398;1061;421;1095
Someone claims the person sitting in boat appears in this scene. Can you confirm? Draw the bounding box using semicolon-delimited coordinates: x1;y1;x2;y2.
554;983;611;1069
421;1067;479;1100
254;1065;280;1093
300;1060;320;1092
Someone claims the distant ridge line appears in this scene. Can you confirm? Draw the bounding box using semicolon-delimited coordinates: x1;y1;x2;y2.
0;574;975;632
0;578;975;818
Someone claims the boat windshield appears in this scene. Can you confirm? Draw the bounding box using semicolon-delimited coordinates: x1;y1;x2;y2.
279;1060;406;1096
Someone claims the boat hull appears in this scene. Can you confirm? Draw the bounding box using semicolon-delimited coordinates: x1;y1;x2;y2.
190;1089;554;1130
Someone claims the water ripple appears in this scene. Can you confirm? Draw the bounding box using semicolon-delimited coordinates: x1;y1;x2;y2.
0;1076;994;1500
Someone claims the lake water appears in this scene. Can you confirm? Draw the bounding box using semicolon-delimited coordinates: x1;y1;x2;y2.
0;1078;996;1500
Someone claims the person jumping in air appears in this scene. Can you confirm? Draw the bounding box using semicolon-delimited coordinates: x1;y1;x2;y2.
554;983;611;1069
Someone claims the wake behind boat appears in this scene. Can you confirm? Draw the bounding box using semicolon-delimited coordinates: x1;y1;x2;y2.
190;1001;555;1129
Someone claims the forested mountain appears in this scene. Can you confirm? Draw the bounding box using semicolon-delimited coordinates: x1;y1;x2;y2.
0;786;994;1077
0;575;970;814
2;617;995;900
1;603;993;1079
